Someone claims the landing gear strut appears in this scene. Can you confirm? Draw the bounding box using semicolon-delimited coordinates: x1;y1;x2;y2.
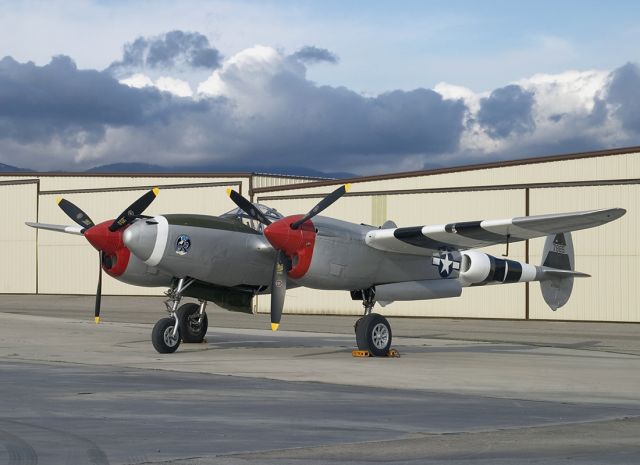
353;288;392;357
152;277;208;353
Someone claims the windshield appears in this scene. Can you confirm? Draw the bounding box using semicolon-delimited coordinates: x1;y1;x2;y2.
220;204;284;232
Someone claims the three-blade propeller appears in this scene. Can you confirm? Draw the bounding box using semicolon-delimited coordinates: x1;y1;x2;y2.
54;188;159;323
227;184;350;330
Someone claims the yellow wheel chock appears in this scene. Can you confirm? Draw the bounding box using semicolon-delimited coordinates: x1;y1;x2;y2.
351;348;399;358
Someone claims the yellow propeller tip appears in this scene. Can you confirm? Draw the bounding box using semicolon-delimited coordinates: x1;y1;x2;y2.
56;197;62;205
94;316;100;324
344;183;352;193
271;323;279;331
152;187;159;196
226;187;233;197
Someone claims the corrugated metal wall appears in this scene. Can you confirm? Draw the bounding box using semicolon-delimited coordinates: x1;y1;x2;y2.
528;184;639;322
253;152;639;322
0;181;38;293
0;174;253;296
0;151;637;322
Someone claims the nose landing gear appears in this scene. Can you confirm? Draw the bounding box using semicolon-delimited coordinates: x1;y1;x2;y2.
152;277;209;354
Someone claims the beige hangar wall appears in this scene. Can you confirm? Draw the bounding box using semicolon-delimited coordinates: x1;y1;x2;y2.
254;150;639;322
0;149;636;322
0;180;38;293
0;173;256;296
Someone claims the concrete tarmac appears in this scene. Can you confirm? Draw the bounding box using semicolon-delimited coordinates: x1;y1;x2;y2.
0;295;639;464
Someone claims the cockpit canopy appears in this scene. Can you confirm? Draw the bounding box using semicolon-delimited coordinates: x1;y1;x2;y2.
220;204;284;232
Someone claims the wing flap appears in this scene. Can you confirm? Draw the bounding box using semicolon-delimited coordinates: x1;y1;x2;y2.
365;208;625;255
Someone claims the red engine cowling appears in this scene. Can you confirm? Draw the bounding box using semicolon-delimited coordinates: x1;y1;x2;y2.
83;221;131;278
263;215;316;279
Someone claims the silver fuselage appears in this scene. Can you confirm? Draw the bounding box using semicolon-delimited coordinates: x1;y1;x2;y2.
121;214;442;291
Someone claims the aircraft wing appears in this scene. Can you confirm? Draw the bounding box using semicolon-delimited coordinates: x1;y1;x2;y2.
365;208;625;255
25;222;84;235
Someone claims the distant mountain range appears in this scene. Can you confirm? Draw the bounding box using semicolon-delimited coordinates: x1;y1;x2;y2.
0;163;33;172
0;161;355;179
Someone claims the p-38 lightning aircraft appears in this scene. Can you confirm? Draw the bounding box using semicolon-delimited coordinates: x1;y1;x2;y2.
27;185;625;355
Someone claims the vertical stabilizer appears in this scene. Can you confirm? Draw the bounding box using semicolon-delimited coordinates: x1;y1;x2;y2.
540;232;575;310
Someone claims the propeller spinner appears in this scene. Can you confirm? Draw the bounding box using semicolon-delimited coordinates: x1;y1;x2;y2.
227;184;350;330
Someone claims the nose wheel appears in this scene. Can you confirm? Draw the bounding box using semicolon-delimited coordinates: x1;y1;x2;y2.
152;317;181;353
152;277;209;353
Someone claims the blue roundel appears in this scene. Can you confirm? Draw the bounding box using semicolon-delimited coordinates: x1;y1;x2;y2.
432;247;460;278
175;234;191;255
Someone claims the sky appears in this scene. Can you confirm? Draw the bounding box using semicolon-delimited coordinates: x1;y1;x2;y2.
1;0;640;175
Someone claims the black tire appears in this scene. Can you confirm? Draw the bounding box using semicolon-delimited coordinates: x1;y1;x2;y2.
152;317;181;354
176;303;208;343
355;313;392;357
354;317;363;334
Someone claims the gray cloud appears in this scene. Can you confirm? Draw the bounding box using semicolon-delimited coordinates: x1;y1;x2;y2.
291;46;339;64
7;43;640;176
477;84;536;139
107;30;222;75
0;55;208;165
606;62;640;134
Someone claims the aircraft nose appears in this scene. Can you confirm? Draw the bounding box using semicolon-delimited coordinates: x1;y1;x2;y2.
123;218;158;262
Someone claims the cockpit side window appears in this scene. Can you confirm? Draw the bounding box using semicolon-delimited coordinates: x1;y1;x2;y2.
220;204;284;232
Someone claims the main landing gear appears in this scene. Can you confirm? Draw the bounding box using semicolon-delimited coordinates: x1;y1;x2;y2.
152;277;209;354
353;288;393;357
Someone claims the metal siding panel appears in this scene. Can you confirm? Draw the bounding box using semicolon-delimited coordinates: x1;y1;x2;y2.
251;175;317;190
255;152;640;196
529;184;638;322
258;189;526;318
37;185;240;296
0;183;37;293
37;176;250;193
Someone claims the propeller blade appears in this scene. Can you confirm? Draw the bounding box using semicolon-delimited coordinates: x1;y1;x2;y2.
291;184;351;229
226;189;272;225
57;198;95;229
109;187;159;232
270;250;289;331
95;251;103;324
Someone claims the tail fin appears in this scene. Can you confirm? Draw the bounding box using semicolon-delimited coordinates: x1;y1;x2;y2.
540;232;577;310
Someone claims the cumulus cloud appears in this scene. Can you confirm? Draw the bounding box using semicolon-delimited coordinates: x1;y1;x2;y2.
0;54;208;167
291;46;339;64
477;85;536;139
606;62;640;134
121;73;193;97
107;30;222;76
3;34;640;174
197;45;466;164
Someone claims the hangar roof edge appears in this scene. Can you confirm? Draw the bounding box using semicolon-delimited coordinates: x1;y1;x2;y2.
253;145;640;193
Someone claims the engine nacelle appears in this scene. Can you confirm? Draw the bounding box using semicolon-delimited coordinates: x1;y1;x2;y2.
459;250;536;287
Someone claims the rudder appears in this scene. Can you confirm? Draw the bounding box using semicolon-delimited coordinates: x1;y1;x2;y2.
540;232;574;310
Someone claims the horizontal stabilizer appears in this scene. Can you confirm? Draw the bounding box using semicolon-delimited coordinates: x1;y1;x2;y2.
538;267;590;279
25;222;84;235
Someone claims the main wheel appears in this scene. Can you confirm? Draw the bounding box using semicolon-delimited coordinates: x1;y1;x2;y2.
355;313;392;357
176;303;208;343
152;317;181;353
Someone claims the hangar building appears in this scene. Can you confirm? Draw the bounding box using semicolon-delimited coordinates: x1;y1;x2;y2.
1;147;638;322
